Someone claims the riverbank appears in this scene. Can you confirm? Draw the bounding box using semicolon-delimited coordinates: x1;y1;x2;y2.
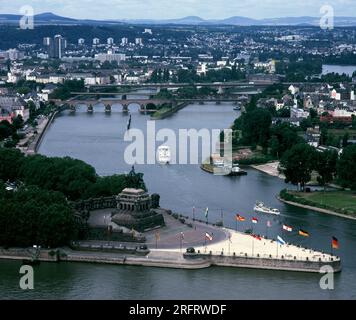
151;102;188;120
0;230;341;273
17;111;58;156
278;189;356;220
251;161;285;179
0;217;342;274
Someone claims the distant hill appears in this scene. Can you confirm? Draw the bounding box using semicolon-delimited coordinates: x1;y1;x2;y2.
1;12;356;26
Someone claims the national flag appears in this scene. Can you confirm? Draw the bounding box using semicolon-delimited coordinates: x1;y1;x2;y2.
299;229;309;237
252;217;258;224
205;207;209;218
236;214;245;222
277;235;286;245
267;220;272;228
283;224;293;232
205;232;213;241
332;237;339;249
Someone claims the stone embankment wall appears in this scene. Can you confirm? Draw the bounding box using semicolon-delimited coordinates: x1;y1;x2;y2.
185;253;342;273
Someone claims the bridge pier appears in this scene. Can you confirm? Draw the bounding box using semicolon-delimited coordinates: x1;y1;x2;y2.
87;104;93;113
69;104;76;113
218;86;225;95
140;104;146;112
105;104;111;113
122;104;129;113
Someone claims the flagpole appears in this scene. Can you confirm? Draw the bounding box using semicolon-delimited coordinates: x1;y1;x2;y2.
276;242;279;258
331;242;333;257
228;237;231;256
235;218;238;232
180;234;182;253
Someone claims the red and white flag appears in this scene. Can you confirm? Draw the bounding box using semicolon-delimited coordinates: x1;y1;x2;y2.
252;217;258;224
283;224;293;232
205;232;213;241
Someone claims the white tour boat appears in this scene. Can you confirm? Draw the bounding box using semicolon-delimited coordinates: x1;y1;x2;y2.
254;201;280;215
157;146;171;165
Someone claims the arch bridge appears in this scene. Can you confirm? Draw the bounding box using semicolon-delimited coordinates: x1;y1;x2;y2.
65;98;173;113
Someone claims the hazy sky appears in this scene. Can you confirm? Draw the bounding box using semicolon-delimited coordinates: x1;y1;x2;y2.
0;0;355;20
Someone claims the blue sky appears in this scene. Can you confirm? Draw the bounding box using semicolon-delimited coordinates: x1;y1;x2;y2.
0;0;354;20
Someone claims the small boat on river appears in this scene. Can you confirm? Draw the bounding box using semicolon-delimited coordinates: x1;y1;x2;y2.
254;201;280;215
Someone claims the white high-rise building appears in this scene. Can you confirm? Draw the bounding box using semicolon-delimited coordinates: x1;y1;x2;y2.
43;37;52;46
135;38;143;46
121;37;128;46
93;38;100;45
144;28;152;35
78;38;85;45
107;37;114;45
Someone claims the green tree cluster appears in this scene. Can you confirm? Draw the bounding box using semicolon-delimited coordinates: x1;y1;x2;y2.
0;147;147;201
0;184;78;247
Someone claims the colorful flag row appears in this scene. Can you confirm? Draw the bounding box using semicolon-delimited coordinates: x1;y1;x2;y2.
235;214;339;249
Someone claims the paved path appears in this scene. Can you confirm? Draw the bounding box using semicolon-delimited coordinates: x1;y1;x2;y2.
88;209;228;249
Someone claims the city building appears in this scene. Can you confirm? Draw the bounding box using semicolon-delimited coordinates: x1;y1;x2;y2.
93;38;100;45
94;51;126;64
44;35;66;59
107;38;114;45
121;37;128;46
135;38;143;46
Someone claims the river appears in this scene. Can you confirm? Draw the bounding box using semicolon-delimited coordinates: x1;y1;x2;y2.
1;103;356;299
322;64;356;77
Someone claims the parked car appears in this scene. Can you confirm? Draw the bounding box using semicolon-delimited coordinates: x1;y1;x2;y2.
186;247;195;254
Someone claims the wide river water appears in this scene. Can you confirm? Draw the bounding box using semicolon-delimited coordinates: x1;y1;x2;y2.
1;102;356;299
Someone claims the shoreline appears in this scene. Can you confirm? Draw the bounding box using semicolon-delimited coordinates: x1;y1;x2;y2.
22;110;58;155
250;161;285;179
150;102;188;120
0;224;342;273
277;195;356;221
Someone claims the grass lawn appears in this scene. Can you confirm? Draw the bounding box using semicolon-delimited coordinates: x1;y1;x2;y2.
151;107;172;119
292;191;356;213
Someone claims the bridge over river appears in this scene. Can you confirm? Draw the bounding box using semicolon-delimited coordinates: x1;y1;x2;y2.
64;97;173;113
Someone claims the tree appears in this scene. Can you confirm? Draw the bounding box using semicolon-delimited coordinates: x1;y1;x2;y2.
0;185;78;247
240;108;272;148
316;150;338;189
0;147;24;182
337;145;356;190
12;115;24;130
151;194;160;209
280;143;317;191
269;123;304;158
0;121;14;141
342;132;350;148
